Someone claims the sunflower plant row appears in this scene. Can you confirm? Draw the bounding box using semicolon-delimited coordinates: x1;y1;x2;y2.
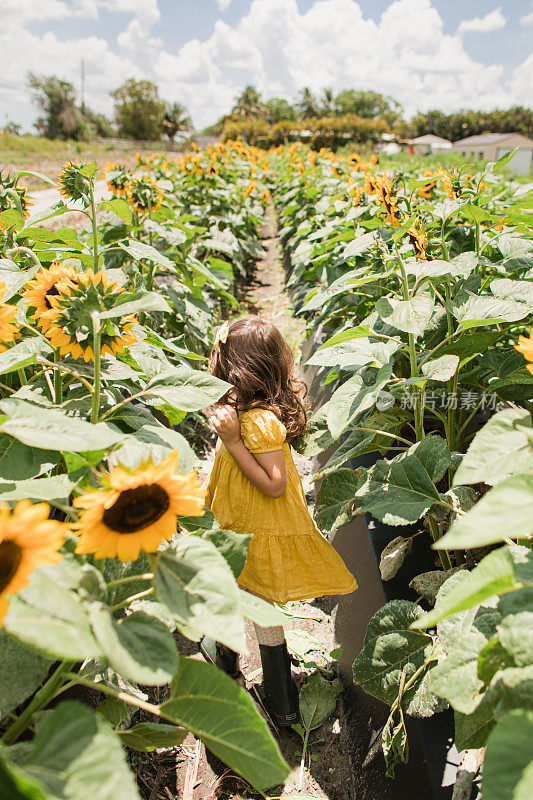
270;143;533;792
0;145;290;797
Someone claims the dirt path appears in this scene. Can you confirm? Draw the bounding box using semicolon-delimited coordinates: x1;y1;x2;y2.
130;210;357;800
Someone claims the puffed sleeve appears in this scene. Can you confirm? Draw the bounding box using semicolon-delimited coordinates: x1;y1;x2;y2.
240;409;286;453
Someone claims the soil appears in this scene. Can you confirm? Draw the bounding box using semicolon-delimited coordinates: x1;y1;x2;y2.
128;209;357;800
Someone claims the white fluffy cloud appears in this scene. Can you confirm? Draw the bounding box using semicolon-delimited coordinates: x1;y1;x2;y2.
214;0;233;10
457;7;506;35
1;0;531;133
154;0;529;127
520;11;533;26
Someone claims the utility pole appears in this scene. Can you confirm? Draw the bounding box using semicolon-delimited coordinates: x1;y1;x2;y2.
80;58;86;113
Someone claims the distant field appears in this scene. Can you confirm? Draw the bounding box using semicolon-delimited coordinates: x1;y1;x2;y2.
0;134;183;190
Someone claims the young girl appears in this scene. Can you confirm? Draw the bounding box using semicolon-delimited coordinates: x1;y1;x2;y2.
202;316;357;725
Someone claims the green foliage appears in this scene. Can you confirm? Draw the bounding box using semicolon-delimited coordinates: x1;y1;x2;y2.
112;79;166;141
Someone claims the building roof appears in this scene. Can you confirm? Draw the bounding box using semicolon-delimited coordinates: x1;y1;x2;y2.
453;132;533;147
408;134;452;144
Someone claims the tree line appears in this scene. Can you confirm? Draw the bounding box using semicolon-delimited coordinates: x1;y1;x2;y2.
25;74;192;143
10;75;533;145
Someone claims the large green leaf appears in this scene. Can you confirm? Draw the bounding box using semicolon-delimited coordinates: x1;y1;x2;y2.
0;475;77;504
316;412;402;478
0;435;58;481
315;468;366;531
98;291;171;319
450;293;529;326
437;475;533;549
117;723;186;752
431;617;499;714
5;701;140;800
421;355;459;382
360;436;451;525
0;631;52;718
0;338;52;376
326;364;392;439
412;548;520;630
380;293;435;337
454;409;533;487
201;528;250;578
499;611;533;667
483;710;533;800
120;239;175;271
88;605;179;685
117;424;197;472
160;659;289;790
0;400;126;453
454;703;494;750
306;339;399;370
153;537;245;652
299;672;342;731
146;367;230;412
4;566;102;661
352;600;438;714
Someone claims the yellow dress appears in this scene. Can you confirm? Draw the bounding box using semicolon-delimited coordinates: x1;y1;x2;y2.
206;408;357;604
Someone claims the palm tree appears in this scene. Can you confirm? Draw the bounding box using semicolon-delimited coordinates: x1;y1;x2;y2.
296;87;319;119
232;86;265;118
162;102;192;144
320;88;336;117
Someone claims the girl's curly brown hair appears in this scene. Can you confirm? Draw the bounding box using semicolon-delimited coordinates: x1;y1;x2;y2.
208;316;309;442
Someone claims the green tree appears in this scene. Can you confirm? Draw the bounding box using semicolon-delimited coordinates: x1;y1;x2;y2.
264;98;297;124
296;87;319;118
162;102;192;144
335;89;402;125
112;79;166;140
232;86;265;118
27;73;82;139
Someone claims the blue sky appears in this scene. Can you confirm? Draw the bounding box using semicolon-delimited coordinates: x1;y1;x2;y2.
2;0;532;132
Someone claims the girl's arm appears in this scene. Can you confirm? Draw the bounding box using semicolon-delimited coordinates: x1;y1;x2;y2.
209;405;287;498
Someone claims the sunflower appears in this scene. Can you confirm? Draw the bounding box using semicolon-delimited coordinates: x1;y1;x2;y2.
0;500;65;623
407;221;428;260
0;281;19;352
244;181;257;199
73;451;206;561
419;170;437;199
515;328;533;375
0;171;33;219
261;188;270;203
374;174;400;227
22;263;79;331
40;269;137;361
103;163;130;197
58;162;92;203
125;177;163;214
438;168;456;200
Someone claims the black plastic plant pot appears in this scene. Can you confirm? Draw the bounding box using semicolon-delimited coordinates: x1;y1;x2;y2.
345;450;457;799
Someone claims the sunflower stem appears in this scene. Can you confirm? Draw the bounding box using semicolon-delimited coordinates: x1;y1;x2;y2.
106;573;154;588
65;673;162;717
53;348;62;404
89;180;100;271
91;312;102;424
109;586;154;612
427;514;452;571
2;660;75;745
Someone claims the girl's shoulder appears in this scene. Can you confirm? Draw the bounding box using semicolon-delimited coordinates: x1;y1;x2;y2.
240;407;287;453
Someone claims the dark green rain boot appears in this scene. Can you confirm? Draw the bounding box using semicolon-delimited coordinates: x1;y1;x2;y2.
259;642;300;726
199;636;240;678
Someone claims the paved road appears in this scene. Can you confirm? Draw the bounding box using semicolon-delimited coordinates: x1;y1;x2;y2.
28;180;110;216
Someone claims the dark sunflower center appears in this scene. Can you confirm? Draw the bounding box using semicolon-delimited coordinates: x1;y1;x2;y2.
103;485;170;534
0;540;22;593
45;284;61;309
